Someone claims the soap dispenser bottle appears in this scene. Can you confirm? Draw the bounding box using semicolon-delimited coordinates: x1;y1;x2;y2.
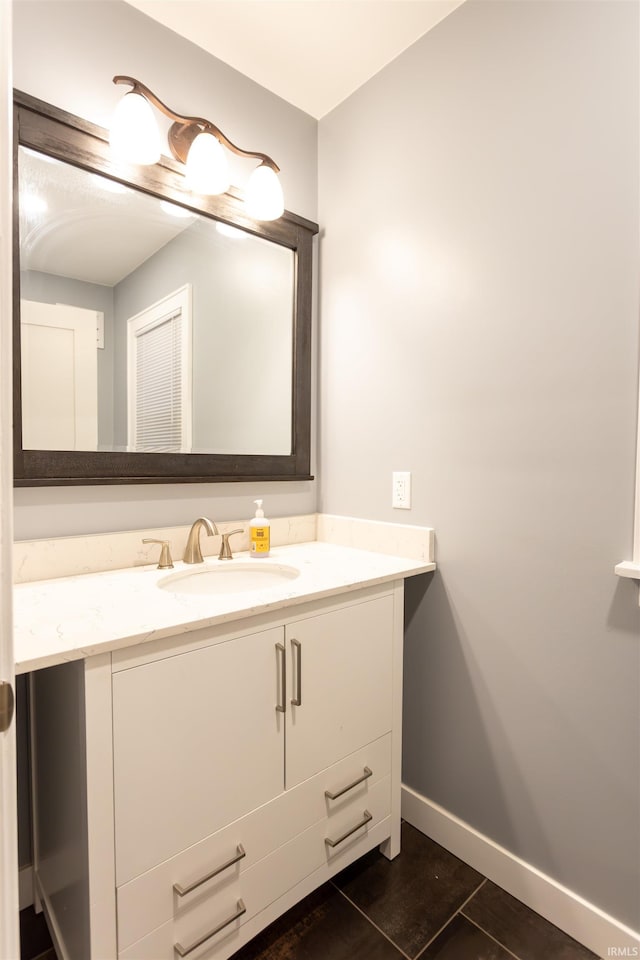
249;499;270;557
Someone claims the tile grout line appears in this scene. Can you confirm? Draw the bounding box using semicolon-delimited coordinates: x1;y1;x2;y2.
460;912;525;960
412;877;489;960
330;882;413;960
332;874;516;960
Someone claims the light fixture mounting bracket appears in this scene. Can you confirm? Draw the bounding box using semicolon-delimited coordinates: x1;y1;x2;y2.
167;122;202;165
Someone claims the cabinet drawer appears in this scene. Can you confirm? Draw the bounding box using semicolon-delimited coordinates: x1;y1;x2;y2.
118;778;391;960
118;735;391;952
321;775;391;868
118;825;321;960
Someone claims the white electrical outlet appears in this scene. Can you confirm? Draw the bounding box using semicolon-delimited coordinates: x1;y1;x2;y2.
392;471;411;509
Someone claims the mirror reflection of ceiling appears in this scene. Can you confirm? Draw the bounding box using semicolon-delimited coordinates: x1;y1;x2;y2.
19;148;196;286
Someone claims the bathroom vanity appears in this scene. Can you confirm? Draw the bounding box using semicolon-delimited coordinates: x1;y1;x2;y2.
15;531;435;960
9;88;439;960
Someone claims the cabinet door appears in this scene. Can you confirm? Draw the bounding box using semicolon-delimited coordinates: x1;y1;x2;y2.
112;626;284;885
285;595;394;788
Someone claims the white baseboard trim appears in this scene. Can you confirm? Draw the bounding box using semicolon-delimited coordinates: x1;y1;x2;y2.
18;864;33;910
402;784;640;960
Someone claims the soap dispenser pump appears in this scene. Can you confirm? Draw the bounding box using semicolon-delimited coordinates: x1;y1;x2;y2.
249;499;270;557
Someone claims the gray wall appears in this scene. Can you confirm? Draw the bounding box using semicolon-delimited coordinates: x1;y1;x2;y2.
113;220;293;454
318;0;639;931
20;270;115;447
13;0;318;539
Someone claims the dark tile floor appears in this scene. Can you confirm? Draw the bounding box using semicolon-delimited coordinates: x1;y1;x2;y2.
19;905;55;960
232;823;600;960
20;823;602;960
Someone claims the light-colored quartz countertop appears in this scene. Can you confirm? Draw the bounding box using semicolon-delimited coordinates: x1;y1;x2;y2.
14;540;435;674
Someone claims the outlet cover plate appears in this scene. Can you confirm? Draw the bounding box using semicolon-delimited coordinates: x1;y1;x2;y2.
392;471;411;509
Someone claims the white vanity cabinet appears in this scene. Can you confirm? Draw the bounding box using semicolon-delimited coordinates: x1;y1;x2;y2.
111;625;286;886
30;582;405;960
284;595;394;789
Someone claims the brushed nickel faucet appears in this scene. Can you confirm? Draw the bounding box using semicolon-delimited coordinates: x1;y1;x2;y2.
142;538;174;569
218;528;244;560
183;517;219;564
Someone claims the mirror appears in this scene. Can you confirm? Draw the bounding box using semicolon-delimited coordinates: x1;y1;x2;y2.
13;91;318;485
19;147;295;456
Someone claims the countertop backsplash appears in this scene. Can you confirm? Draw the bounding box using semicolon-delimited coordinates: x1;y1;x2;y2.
13;514;434;584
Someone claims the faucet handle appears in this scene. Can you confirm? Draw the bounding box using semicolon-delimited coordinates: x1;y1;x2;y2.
218;529;244;561
142;538;174;569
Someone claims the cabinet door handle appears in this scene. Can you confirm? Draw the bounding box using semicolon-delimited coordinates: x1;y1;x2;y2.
174;899;246;957
173;844;246;897
325;810;373;849
275;642;286;713
291;639;302;706
325;766;372;800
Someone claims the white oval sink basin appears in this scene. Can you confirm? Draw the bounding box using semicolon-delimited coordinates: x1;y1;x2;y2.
158;562;300;596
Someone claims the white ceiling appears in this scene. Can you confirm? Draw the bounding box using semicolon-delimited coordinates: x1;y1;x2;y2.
124;0;465;119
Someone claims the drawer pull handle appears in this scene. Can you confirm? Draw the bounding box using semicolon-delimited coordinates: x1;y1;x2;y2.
325;767;372;800
174;899;246;957
325;810;373;849
173;844;246;897
275;642;286;713
291;639;302;706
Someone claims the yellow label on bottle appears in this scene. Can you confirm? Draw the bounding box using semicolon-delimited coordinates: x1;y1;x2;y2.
250;526;270;553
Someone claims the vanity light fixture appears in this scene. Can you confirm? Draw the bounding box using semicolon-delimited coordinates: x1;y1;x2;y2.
110;76;285;221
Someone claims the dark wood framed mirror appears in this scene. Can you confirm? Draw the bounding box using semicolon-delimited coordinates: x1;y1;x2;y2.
13;91;318;486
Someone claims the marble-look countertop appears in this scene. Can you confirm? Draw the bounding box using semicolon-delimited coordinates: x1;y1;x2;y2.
14;541;435;674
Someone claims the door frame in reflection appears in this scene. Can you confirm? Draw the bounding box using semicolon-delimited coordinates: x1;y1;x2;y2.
126;285;192;454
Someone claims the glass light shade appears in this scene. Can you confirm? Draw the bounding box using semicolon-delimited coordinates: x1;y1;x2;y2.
21;192;48;215
110;92;161;165
185;132;229;195
245;164;284;221
216;221;248;240
160;200;195;219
